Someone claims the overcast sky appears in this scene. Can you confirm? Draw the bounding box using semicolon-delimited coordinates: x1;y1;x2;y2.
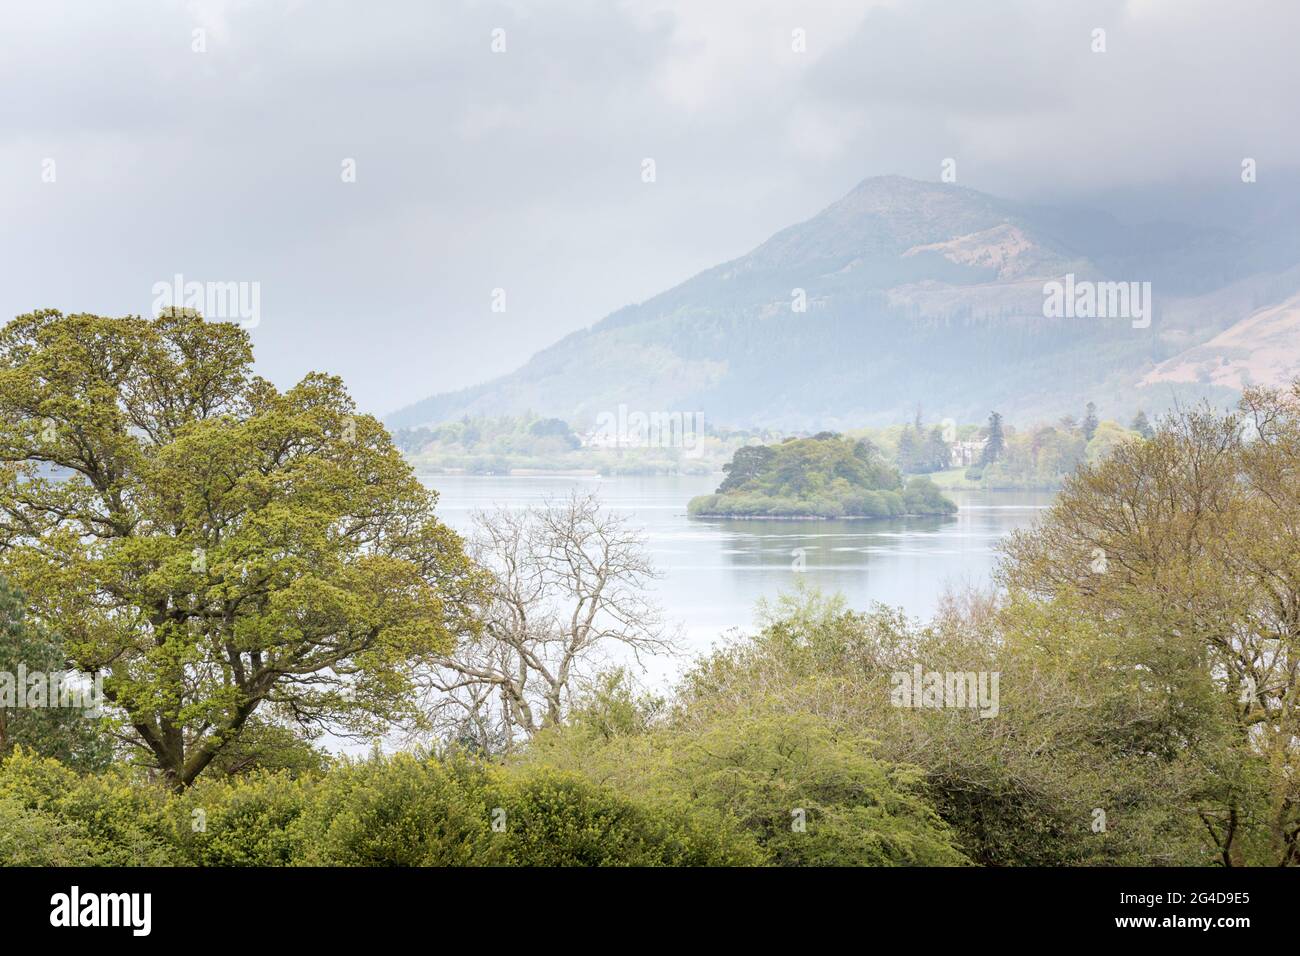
2;0;1297;415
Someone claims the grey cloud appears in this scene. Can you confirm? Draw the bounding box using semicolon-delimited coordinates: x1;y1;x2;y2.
0;0;1295;414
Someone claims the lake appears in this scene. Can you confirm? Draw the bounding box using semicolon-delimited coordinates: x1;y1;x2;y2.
424;474;1054;659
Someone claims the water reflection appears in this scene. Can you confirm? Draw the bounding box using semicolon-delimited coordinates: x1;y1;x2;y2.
425;474;1052;652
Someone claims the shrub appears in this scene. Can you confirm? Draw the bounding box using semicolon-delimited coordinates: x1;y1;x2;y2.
175;772;310;866
0;747;178;865
288;751;500;866
495;767;763;866
0;797;102;865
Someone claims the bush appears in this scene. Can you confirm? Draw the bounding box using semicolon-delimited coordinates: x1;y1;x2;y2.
496;767;763;866
288;751;500;866
666;713;967;866
0;748;178;865
0;798;102;865
175;772;310;866
902;476;957;515
517;700;968;867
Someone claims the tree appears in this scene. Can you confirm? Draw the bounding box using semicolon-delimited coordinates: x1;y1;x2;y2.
1081;402;1099;441
529;417;579;450
717;444;775;493
896;423;920;473
924;425;950;472
0;309;481;789
981;412;1005;465
1002;390;1300;865
1131;409;1154;439
417;492;671;750
0;576;112;772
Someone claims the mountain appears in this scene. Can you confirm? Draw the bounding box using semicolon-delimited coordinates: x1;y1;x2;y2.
389;176;1300;431
1143;284;1300;391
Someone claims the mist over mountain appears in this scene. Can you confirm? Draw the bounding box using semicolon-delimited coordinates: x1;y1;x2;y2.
390;175;1300;431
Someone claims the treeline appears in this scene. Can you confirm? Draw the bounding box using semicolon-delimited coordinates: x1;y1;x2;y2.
393;413;757;476
969;403;1151;489
394;415;582;474
395;415;580;458
856;403;1155;490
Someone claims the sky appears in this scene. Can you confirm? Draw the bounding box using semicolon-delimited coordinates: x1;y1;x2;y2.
2;0;1297;416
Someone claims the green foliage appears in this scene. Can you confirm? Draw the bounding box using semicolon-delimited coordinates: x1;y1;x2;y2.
717;444;776;492
1131;409;1154;438
0;748;178;865
203;718;328;779
397;415;578;460
692;434;955;518
0;744;761;867
941;414;1144;490
981;411;1005;465
902;476;953;515
0;796;104;865
1081;401;1099;441
496;767;763;866
177;771;308;866
1000;391;1300;865
655;712;966;866
0;576;112;772
0;309;482;789
518;664;967;866
895;420;951;474
288;751;499;866
395;414;761;476
648;586;1220;866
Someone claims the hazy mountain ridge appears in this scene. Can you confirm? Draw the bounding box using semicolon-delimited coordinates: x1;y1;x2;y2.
390;176;1300;431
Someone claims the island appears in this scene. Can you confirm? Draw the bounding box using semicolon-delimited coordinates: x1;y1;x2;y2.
688;433;957;519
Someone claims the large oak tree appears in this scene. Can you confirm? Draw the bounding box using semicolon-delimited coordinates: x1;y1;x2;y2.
0;309;481;789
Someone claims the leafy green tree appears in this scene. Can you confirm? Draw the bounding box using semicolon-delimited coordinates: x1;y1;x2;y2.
520;691;966;865
0;744;762;867
205;717;328;779
656;712;967;866
1084;420;1132;464
1002;390;1300;865
0;577;111;772
0;748;177;865
495;766;763;866
717;444;776;492
0;309;482;790
674;586;1216;865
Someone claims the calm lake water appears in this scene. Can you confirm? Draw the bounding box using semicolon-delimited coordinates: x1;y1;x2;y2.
424;474;1054;657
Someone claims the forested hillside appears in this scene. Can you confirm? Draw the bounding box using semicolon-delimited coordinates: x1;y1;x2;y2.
390;176;1300;432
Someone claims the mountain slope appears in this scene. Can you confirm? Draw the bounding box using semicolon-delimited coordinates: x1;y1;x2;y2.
1143;287;1300;391
390;176;1298;430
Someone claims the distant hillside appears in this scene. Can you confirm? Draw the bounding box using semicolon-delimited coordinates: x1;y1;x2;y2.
1142;286;1300;391
389;176;1300;431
